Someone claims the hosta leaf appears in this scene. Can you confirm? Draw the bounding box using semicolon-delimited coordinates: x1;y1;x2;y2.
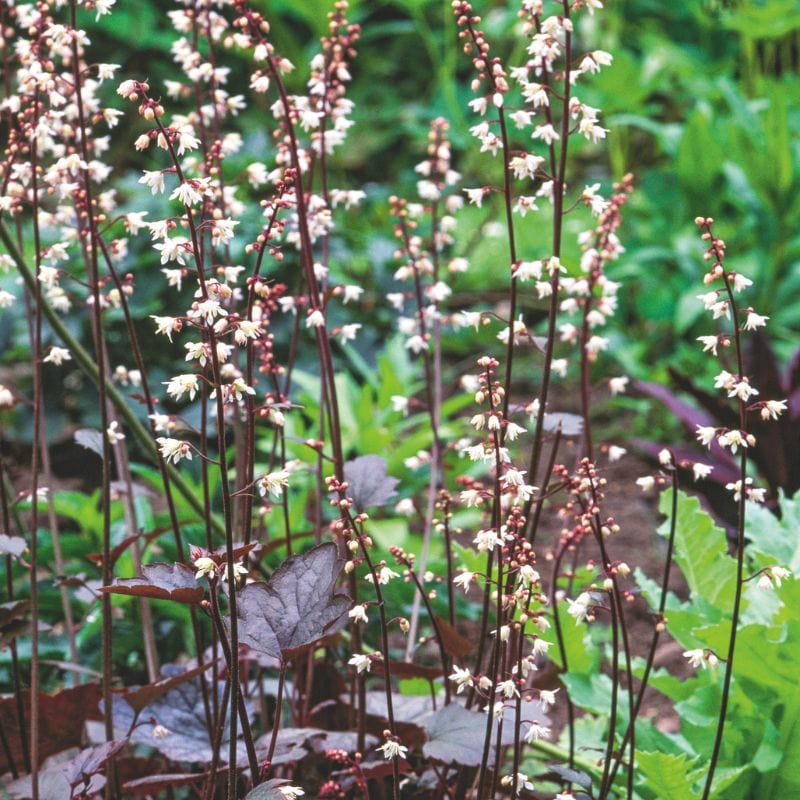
100;562;204;604
237;543;350;660
344;455;399;509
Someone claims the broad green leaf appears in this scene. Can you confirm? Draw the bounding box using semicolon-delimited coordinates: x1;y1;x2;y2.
745;490;800;572
658;490;736;610
676;111;724;200
636;751;702;800
551;600;600;675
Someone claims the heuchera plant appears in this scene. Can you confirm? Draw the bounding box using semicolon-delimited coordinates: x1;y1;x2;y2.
0;0;794;799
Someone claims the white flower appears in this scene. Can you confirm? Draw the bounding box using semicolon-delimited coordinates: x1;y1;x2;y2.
375;565;399;584
106;421;125;445
608;376;628;395
138;169;166;195
277;787;305;799
692;463;713;481
539;688;559;708
464;188;485;207
718;429;747;454
768;567;791;587
43;346;71;366
405;335;427;353
170;181;205;207
683;649;706;669
728;380;758;403
531;638;551;657
378;740;408;760
523;720;551;743
342;285;364;304
306;309;325;328
164;374;199;402
391;395;409;414
713;370;736;390
453;571;474;593
348;653;374;673
258;470;290;498
732;273;753;292
194;556;216;580
348;605;368;624
697;335;719;356
474;529;501;552
519;564;540;586
636;476;655;492
566;592;592;624
157;437;193;464
743;311;769;331
505;422;526;441
94;0;115;19
514;260;542;281
600;448;624;467
532;123;560;145
338;323;361;345
695;425;717;447
153;237;190;266
761;400;788;421
215;556;248;581
449;665;474;693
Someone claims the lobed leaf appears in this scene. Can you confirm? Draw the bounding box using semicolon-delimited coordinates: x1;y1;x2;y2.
100;562;204;604
343;455;400;509
236;542;350;661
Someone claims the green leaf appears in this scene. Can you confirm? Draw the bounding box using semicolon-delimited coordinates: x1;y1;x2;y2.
636;751;702;800
745;490;800;572
658;490;736;611
676;111;725;201
551;600;601;675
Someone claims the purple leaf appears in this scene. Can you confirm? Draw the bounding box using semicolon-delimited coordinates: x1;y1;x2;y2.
543;412;583;437
74;428;105;459
120;660;217;714
62;740;127;790
121;770;222;795
344;455;399;509
112;668;249;765
237;543;350;661
0;684;102;776
100;563;204;604
0;600;31;647
635;380;716;430
423;701;548;766
245;779;302;800
7;770;105;800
